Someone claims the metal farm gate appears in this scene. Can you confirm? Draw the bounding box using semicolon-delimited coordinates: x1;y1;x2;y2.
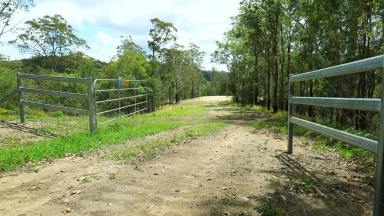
287;55;384;215
17;73;147;133
93;78;147;129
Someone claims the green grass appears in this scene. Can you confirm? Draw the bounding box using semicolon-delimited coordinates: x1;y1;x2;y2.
227;104;376;165
255;199;285;216
0;102;219;171
266;175;282;188
114;122;225;161
1;102;210;134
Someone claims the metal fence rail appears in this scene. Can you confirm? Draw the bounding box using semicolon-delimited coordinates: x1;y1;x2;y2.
17;73;148;133
18;73;89;83
95;94;146;104
22;100;89;114
287;55;384;215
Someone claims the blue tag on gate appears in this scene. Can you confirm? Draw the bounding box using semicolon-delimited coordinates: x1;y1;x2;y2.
116;76;124;88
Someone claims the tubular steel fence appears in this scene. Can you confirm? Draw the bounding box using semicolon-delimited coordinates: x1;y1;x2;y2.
17;73;147;133
287;55;384;215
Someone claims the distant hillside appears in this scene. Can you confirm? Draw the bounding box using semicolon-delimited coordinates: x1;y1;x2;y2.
199;70;230;96
201;70;228;81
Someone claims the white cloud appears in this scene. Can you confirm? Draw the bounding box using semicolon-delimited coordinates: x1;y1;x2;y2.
0;0;240;70
86;32;120;62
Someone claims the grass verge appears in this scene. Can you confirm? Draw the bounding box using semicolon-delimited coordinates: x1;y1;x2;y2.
222;102;376;166
113;122;225;162
0;103;215;171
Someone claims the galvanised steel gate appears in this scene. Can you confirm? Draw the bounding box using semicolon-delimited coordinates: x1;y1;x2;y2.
17;73;147;133
93;78;147;129
287;55;384;215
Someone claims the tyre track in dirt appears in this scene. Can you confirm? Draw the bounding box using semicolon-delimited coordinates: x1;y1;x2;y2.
0;124;279;216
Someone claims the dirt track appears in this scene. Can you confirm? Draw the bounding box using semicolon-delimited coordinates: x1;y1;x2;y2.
0;96;373;215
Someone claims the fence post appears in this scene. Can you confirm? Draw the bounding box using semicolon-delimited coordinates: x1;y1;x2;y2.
134;83;137;113
118;87;121;115
287;74;294;154
88;77;97;133
16;72;25;123
374;70;384;215
145;81;148;111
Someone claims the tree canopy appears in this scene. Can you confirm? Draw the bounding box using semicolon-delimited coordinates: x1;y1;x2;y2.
0;0;34;38
0;13;227;110
214;0;384;130
10;14;88;71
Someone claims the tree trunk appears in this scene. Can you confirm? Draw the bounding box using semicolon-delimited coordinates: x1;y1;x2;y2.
286;33;292;111
267;67;271;110
279;26;285;110
254;52;259;105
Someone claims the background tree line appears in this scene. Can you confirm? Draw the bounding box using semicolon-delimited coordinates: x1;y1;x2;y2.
213;0;384;132
0;0;229;114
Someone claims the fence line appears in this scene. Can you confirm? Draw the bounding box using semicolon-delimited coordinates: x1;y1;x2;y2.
287;55;384;215
17;73;148;133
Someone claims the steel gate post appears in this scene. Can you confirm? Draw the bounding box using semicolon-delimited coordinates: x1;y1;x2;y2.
288;55;384;214
374;69;384;215
16;73;25;123
287;74;294;154
134;83;137;113
145;81;148;111
88;77;97;132
118;87;121;115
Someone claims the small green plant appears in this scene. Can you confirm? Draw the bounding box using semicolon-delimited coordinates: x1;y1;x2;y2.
266;175;281;188
255;199;285;216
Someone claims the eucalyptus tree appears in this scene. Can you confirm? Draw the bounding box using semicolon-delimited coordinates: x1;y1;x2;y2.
116;35;144;57
213;26;250;103
108;42;149;80
185;43;204;98
238;0;265;105
147;18;177;61
10;14;88;71
0;0;34;38
161;44;189;103
215;0;384;130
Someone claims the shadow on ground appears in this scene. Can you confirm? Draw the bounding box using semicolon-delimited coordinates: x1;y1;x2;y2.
263;153;372;216
198;152;371;216
198;107;372;216
0;121;58;138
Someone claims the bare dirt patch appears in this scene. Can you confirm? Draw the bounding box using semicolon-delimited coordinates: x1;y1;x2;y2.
0;121;53;146
0;96;373;215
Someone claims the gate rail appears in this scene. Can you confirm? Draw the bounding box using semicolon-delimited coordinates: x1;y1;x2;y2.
287;55;384;215
17;73;148;133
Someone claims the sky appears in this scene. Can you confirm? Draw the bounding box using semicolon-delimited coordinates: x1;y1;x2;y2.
0;0;241;71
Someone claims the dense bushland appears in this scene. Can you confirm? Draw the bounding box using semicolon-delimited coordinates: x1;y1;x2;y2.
213;0;384;135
